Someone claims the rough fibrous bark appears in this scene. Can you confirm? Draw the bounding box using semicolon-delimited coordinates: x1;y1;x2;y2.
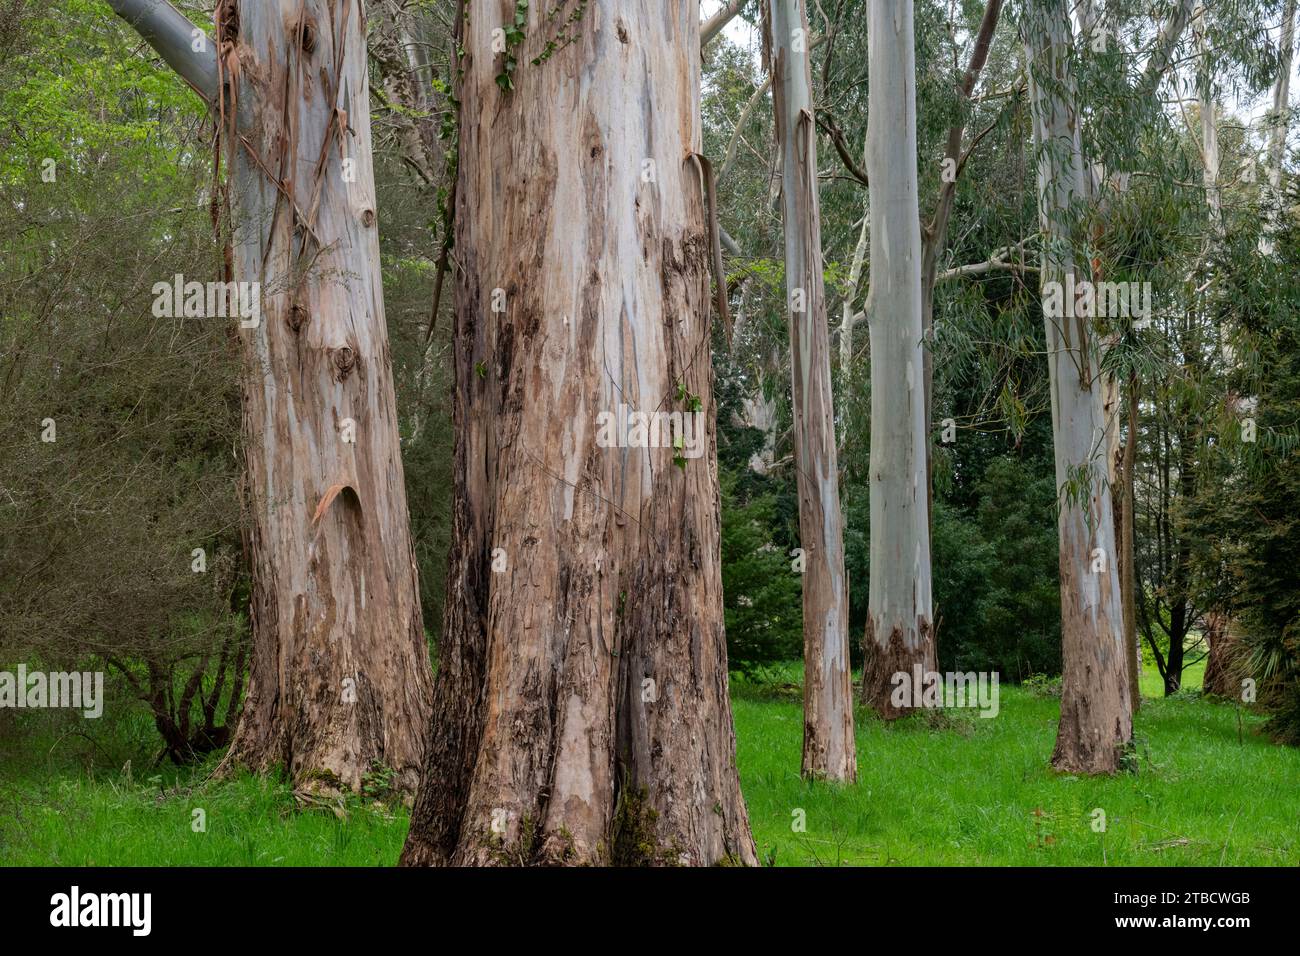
402;0;755;867
1024;0;1132;773
766;0;855;781
109;0;435;793
862;0;936;718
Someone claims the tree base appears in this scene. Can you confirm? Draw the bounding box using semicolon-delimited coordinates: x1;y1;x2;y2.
861;618;937;719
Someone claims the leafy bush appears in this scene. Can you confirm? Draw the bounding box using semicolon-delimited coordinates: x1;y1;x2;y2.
720;471;802;674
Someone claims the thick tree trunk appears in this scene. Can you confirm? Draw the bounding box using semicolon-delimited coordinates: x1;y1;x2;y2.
766;0;855;780
862;0;936;717
1024;0;1132;773
401;0;755;866
108;0;434;794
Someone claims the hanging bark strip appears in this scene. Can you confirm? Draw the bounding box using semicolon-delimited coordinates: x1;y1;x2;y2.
402;0;755;866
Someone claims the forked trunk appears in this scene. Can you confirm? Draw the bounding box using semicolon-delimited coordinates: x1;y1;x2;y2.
401;0;755;866
766;0;855;780
1024;0;1131;773
862;0;936;717
108;0;434;793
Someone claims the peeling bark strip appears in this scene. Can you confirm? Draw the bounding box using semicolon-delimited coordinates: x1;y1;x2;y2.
401;0;755;866
764;0;855;781
862;0;936;718
109;0;435;793
1023;0;1131;773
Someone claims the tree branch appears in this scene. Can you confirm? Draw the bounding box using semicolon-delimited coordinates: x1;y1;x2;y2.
1138;0;1197;96
816;109;869;187
105;0;220;104
702;0;748;50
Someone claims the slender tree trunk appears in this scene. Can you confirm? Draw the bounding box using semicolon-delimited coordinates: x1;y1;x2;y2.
108;0;434;793
1024;0;1131;772
765;0;855;780
1118;372;1141;711
1267;0;1296;198
401;0;756;866
862;0;936;717
839;153;868;385
1195;4;1221;226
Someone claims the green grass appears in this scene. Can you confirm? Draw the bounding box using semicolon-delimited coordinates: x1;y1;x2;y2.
734;658;1297;866
1;658;1295;866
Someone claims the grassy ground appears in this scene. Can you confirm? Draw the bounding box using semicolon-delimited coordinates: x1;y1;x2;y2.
1;658;1295;866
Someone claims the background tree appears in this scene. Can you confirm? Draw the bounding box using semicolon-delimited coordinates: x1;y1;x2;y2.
765;0;855;778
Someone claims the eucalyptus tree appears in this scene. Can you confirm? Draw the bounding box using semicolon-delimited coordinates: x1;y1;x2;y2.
764;0;855;777
858;0;936;715
401;0;756;867
1022;0;1132;772
1262;0;1296;252
105;0;433;792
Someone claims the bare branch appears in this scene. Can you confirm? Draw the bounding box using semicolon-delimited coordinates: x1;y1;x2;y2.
702;0;748;50
105;0;219;104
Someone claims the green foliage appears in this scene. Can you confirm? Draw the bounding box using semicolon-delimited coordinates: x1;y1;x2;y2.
0;0;245;754
720;471;802;674
1189;187;1300;743
933;454;1063;680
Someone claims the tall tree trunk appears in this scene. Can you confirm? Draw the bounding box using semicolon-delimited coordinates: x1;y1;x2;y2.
765;0;855;780
860;0;936;717
1262;0;1296;253
1023;0;1131;773
107;0;434;793
1118;372;1141;711
1267;0;1296;196
401;0;756;866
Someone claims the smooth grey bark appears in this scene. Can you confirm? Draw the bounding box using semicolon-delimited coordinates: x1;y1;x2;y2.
703;0;749;49
105;0;219;102
1263;0;1296;254
767;0;855;780
1269;0;1297;194
862;0;936;717
1195;5;1221;226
